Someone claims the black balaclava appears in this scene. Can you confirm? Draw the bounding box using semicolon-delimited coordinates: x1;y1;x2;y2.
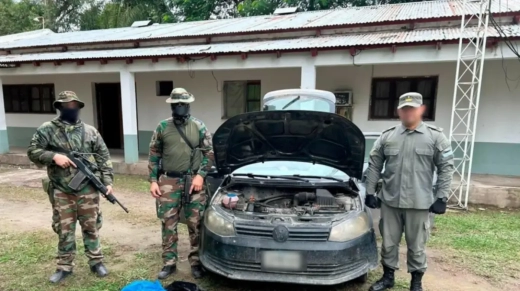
172;103;190;125
59;107;80;124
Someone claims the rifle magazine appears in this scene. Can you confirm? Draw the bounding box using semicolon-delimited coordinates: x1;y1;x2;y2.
68;171;90;191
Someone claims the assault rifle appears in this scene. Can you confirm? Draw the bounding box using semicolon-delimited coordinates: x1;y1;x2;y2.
55;149;129;213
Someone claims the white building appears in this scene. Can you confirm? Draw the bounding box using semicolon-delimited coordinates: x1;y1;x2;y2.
0;0;519;176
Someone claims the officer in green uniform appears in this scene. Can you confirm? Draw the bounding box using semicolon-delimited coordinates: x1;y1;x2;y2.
364;92;454;291
148;88;214;280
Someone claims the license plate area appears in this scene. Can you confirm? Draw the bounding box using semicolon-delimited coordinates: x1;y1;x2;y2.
261;251;306;272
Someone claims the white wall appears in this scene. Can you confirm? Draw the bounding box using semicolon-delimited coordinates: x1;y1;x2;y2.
135;68;300;133
3;60;520;144
317;60;520;144
3;73;119;127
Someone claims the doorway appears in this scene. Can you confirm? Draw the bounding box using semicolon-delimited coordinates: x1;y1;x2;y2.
95;83;123;149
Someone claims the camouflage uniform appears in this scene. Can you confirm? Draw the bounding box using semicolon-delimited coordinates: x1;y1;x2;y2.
148;89;214;268
27;91;113;273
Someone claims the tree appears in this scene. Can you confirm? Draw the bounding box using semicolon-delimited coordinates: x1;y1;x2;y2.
0;0;44;36
172;0;425;20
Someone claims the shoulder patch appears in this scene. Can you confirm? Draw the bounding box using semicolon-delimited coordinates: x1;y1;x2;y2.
382;125;398;133
425;123;443;132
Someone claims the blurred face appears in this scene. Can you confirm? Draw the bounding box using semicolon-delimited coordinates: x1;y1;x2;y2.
59;101;81;123
61;101;80;110
398;105;425;127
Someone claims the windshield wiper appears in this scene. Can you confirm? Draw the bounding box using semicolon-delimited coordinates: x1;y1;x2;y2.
232;173;309;182
281;95;300;109
289;174;345;183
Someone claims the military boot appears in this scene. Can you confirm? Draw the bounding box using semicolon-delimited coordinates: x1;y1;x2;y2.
49;269;72;283
191;265;205;279
410;271;424;291
90;262;108;277
158;265;177;280
369;265;395;291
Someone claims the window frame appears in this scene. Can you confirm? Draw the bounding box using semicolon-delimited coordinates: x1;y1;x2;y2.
2;84;56;114
155;80;174;97
368;76;438;121
222;80;262;119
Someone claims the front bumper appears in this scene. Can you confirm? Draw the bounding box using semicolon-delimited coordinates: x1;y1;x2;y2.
200;226;378;285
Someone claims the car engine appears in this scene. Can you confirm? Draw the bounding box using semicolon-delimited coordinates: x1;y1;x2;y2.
214;184;360;216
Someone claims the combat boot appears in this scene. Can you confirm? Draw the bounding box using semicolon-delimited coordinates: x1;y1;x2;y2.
369;265;395;291
158;265;177;280
191;265;205;279
410;271;424;291
49;269;72;283
90;262;108;277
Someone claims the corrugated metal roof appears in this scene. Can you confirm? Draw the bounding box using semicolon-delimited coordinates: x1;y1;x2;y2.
1;0;520;49
0;29;54;46
1;24;518;63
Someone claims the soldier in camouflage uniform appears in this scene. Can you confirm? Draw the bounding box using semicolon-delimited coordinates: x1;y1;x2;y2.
27;91;113;283
148;88;214;280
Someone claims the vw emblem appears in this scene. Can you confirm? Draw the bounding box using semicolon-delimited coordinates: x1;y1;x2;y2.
272;225;289;242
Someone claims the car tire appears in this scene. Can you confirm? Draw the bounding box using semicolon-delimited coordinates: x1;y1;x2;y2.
354;272;368;284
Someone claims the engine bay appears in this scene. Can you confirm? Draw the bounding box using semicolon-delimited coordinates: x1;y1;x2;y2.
213;183;361;217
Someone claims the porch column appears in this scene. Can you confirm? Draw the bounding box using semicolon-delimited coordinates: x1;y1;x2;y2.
0;77;9;154
120;70;139;164
300;63;316;89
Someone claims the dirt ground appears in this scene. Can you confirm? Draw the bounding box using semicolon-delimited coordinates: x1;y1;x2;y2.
0;168;516;291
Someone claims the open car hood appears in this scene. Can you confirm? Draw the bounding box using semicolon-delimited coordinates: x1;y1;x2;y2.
213;110;365;179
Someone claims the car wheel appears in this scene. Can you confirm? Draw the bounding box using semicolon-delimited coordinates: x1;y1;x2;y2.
354;272;368;284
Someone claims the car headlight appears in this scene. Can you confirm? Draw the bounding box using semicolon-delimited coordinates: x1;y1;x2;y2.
328;211;370;242
205;208;235;236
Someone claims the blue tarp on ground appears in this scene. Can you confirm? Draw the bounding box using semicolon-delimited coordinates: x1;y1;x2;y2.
121;280;166;291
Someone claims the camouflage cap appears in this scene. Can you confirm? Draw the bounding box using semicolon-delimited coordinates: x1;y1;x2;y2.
397;92;423;109
53;91;85;109
166;88;195;104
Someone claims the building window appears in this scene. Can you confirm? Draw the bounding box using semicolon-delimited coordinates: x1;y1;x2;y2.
370;76;438;120
223;80;261;118
2;84;56;114
156;81;173;96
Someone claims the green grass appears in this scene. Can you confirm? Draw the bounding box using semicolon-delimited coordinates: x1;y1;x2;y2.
429;209;520;281
114;174;150;193
0;231;409;291
0;231;154;291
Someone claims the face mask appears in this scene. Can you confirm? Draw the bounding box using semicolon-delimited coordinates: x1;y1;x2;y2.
171;104;190;124
59;108;80;124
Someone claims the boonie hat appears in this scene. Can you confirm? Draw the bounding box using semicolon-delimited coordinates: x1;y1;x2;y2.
166;88;195;104
397;92;422;109
53;91;85;109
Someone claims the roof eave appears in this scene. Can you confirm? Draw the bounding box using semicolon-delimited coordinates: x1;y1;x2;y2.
1;37;512;65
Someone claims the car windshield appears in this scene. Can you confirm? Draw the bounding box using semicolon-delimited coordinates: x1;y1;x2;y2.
233;161;349;180
264;95;334;113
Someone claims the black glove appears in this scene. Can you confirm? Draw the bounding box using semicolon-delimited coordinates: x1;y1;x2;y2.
429;198;447;214
365;194;380;209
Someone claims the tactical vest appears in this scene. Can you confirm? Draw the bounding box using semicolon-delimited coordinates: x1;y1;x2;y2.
161;119;203;174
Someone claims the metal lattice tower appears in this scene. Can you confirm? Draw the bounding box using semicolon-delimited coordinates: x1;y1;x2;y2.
448;0;491;209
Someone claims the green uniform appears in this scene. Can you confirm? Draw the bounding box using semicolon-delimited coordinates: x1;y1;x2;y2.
27;117;113;272
365;122;454;272
148;116;214;267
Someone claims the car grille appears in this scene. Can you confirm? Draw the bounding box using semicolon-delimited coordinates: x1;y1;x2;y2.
206;254;367;276
235;223;330;241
